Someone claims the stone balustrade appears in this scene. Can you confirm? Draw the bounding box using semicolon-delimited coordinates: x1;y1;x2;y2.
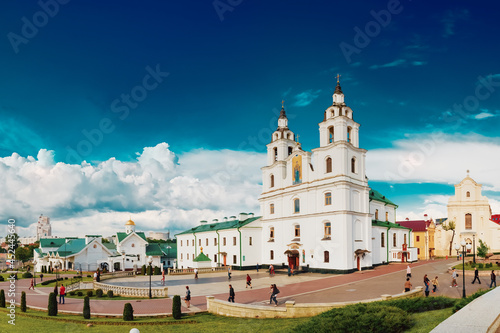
94;281;168;298
168;266;228;275
66;281;94;292
100;271;135;281
206;286;423;319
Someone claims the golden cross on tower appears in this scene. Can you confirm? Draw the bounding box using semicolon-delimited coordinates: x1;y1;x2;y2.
336;73;341;83
296;134;300;143
282;100;285;108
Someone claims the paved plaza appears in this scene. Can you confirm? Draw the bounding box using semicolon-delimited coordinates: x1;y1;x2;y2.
2;258;494;316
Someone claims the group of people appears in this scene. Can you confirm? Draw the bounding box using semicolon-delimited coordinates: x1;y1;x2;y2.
228;283;280;306
405;264;497;296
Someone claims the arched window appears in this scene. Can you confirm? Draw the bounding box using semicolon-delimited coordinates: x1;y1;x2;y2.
294;198;300;213
324;251;329;263
393;233;397;247
404;234;407;244
326;157;332;173
294;225;300;237
269;227;274;239
270;203;275;214
273;147;277;161
288;146;293;155
328;126;334;143
381;232;385;247
347;127;352;143
270;174;274;188
466;191;470;198
270;250;274;260
385;212;389;221
324;222;331;238
351;157;356;173
325;192;332;205
375;209;379;220
465;213;472;229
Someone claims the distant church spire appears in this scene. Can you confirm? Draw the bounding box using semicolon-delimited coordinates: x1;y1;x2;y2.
334;73;343;95
278;100;288;129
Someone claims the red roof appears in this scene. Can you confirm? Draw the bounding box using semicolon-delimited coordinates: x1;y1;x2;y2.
491;214;500;225
395;220;431;232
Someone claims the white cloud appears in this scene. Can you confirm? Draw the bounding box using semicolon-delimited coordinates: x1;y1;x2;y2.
293;89;321;107
474;112;495;120
0;143;266;237
369;59;406;70
367;133;500;191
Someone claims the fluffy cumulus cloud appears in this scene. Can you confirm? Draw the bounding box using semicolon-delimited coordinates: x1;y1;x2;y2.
293;89;322;107
1;143;265;237
368;133;500;220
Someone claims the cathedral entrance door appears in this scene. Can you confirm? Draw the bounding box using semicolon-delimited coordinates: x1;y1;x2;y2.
223;255;227;266
356;256;360;271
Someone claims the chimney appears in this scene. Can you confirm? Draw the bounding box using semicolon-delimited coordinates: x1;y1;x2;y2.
229;216;236;221
239;213;248;221
223;217;228;222
405;217;409;221
424;214;428;221
248;213;254;219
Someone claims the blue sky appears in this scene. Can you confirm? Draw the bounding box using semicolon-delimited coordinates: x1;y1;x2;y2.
1;1;499;237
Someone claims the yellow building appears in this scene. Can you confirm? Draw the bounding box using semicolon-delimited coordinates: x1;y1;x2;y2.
396;218;435;260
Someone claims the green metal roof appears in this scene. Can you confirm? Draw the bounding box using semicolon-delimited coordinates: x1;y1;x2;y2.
34;248;44;257
159;243;177;257
175;216;261;236
193;252;211;262
145;243;164;256
55;238;86;256
116;231;147;243
40;238;66;248
103;242;117;250
369;189;397;207
372;220;410;230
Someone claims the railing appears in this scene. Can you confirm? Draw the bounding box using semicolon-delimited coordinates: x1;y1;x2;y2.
66;281;94;292
168;266;228;275
100;271;135;281
94;282;168;298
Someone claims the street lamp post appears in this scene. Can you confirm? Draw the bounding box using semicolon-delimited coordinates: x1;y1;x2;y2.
455;240;472;298
121;250;125;272
473;234;476;264
148;256;153;299
33;260;36;286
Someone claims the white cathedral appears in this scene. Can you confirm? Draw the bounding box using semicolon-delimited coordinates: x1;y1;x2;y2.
176;79;416;273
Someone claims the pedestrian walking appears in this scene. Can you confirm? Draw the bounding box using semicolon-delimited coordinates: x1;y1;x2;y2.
404;278;412;292
194;268;198;279
246;274;252;288
40;273;43;281
451;268;458;287
431;276;439;293
256;263;259;272
406;264;412;278
269;264;275;276
491;270;497;288
29;277;35;290
228;284;235;303
269;284;279;306
424;274;430;297
161;270;165;286
184;286;191;308
472;267;481;284
59;284;65;304
227;266;232;280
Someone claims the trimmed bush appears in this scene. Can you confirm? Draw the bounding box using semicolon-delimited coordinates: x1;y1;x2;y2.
21;291;26;312
83;296;91;319
64;277;68;280
141;265;146;275
86;290;93;297
69;291;76;296
96;289;103;298
0;289;6;308
154;266;161;275
0;276;4;282
296;303;412;333
77;291;83;296
86;274;91;278
478;263;484;268
382;296;456;313
123;303;134;321
146;265;152;276
172;295;182;319
22;272;33;279
453;289;491;313
107;290;114;298
48;292;58;316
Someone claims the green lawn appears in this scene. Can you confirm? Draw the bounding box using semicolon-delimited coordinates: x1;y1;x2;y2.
406;309;453;333
0;308;308;333
35;276;94;288
453;263;499;271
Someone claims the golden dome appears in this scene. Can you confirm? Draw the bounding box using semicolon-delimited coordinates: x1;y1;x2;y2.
125;219;135;226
